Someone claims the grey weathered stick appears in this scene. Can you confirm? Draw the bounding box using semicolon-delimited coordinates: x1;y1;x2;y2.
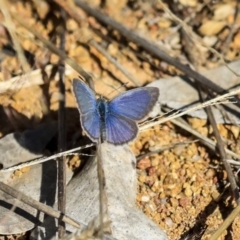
141;87;240;130
0;143;95;172
0;182;82;229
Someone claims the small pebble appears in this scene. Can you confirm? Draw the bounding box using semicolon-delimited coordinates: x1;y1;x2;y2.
137;157;151;170
151;157;159;167
160;198;167;204
212;190;220;201
165;217;174;227
170;198;178;207
14;170;22;177
138;174;147;183
147;167;155;176
148;139;155;147
135;140;143;150
141;195;150;202
205;169;215;178
184;187;193;197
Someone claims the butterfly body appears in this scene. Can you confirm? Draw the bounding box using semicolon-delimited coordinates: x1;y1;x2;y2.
73;79;159;145
97;97;108;122
96;98;108;141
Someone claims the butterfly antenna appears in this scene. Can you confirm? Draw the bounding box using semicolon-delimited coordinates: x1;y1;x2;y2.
78;75;95;92
107;82;129;97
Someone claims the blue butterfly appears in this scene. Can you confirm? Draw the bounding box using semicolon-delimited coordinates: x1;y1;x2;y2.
73;79;159;145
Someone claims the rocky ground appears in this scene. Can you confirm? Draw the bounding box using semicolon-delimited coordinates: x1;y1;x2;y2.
0;0;240;239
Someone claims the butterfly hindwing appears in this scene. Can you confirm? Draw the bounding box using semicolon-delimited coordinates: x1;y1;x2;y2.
108;87;159;121
105;112;138;144
80;111;100;142
72;79;97;115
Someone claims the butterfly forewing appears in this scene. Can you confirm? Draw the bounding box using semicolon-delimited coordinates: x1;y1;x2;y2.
73;79;97;115
81;111;100;142
108;88;159;121
105;113;138;144
73;79;100;142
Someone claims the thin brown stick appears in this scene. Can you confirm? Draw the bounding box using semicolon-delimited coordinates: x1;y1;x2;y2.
73;0;240;106
11;14;95;91
158;0;240;78
0;182;82;229
222;2;240;55
90;39;141;87
199;88;240;203
0;0;30;73
58;9;67;238
207;106;240;202
136;140;199;161
97;144;104;239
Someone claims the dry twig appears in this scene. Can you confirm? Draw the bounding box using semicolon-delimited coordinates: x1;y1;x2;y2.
73;0;240;104
141;87;240;130
166;114;240;160
0;143;94;172
0;0;30;73
199;89;240;203
210;203;240;240
57;9;67;237
11;14;95;91
0;182;82;229
90;39;141;87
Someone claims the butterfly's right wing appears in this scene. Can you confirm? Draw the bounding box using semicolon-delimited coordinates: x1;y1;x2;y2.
108;87;159;121
73;79;100;142
105;87;159;144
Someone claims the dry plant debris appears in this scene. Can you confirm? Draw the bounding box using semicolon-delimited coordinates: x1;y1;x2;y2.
0;0;240;239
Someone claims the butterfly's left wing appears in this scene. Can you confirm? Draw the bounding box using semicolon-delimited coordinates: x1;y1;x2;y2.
108;87;159;121
80;111;100;142
105;113;138;144
73;79;100;142
72;79;97;115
